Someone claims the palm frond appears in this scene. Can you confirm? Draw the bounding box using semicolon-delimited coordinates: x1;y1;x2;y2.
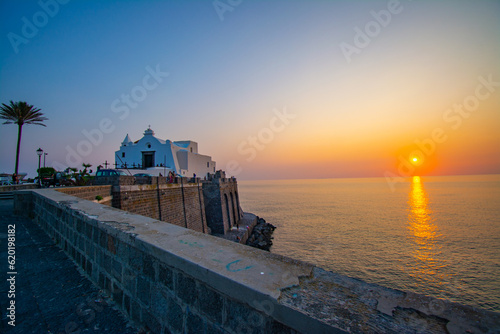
0;100;48;126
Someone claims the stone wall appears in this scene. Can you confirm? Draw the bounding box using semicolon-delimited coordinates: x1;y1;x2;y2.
13;189;500;334
0;183;38;192
91;173;241;236
113;180;208;233
57;185;113;206
93;175;136;186
203;177;242;235
60;178;208;233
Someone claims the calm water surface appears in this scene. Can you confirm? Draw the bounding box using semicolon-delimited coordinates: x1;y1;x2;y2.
238;174;500;312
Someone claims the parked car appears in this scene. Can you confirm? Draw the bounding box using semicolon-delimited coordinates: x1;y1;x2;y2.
40;171;75;187
95;169;128;177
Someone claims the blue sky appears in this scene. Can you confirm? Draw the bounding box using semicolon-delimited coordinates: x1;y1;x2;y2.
1;0;499;180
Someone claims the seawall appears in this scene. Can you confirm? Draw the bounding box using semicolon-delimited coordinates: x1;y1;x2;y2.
57;185;113;205
112;182;208;234
0;184;39;192
13;188;500;333
0;183;38;199
89;175;242;235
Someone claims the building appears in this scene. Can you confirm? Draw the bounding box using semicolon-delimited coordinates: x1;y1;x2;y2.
115;127;216;177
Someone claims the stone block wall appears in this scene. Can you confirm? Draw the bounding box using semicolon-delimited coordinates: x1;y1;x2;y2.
0;183;38;192
57;185;113;205
55;180;207;233
12;189;500;334
88;174;237;236
93;175;136;186
93;175;183;187
113;181;207;233
219;179;242;228
12;189;309;333
203;178;242;235
202;183;223;234
183;183;207;233
112;185;160;219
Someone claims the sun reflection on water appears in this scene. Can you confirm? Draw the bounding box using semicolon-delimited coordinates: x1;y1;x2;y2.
407;176;445;286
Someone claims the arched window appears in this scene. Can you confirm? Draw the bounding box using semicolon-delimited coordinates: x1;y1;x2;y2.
230;193;237;226
224;194;231;229
235;191;240;218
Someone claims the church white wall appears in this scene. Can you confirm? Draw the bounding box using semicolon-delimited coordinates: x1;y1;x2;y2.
116;145;142;168
186;152;216;178
115;129;215;177
174;141;198;154
116;137;177;170
176;150;188;171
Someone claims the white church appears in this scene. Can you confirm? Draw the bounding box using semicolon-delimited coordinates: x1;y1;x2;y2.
115;127;216;177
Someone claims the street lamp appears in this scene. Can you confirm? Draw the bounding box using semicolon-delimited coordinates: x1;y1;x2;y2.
37;148;43;187
43;152;48;168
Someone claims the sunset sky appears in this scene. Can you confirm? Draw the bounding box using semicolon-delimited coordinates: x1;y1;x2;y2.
1;0;499;180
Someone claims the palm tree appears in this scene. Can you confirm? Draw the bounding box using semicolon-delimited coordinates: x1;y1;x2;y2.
0;101;48;178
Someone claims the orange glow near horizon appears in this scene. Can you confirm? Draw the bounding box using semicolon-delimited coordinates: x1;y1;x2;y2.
218;87;500;179
226;100;499;179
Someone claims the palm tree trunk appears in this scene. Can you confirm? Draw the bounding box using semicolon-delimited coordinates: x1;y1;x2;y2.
15;123;23;179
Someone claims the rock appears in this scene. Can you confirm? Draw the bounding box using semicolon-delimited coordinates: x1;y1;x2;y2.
245;217;276;251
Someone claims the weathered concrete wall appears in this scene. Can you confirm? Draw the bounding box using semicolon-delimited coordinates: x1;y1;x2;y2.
13;189;500;334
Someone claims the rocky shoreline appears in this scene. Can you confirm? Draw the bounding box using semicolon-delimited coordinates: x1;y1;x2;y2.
245;217;276;251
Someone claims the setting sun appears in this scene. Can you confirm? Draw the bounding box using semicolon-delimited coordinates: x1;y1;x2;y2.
411;156;421;166
408;155;426;169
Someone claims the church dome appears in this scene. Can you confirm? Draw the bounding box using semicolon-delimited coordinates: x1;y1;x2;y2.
144;126;155;136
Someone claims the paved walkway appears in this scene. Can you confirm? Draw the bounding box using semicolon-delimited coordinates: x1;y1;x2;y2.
0;200;139;334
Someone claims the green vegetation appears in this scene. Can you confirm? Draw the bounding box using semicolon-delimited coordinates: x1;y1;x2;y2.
0;101;48;177
68;163;93;186
38;167;56;177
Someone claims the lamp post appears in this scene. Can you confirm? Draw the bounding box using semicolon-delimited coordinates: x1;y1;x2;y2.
43;152;48;168
37;148;43;187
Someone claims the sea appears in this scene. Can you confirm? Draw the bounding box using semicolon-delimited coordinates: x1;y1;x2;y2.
238;174;500;312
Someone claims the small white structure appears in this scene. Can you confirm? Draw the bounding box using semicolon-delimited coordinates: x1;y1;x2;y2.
115;127;216;177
